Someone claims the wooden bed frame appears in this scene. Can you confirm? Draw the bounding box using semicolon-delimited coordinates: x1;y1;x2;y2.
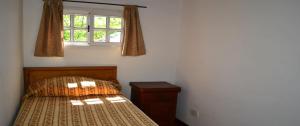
24;66;117;91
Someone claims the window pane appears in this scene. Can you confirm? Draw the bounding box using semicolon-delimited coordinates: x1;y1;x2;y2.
109;30;121;42
63;15;70;27
109;17;122;29
94;16;106;28
74;30;87;41
74;15;87;28
94;30;106;42
63;30;70;41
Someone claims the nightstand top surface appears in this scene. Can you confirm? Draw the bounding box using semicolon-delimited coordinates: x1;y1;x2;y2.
130;82;181;92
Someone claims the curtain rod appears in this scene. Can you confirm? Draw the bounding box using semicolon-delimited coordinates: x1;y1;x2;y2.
62;0;147;8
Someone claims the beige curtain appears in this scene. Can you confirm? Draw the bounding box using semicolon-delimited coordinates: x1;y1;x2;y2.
121;6;146;56
34;0;64;57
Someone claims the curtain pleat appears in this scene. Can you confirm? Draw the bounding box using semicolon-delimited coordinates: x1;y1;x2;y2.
121;6;146;56
34;0;64;57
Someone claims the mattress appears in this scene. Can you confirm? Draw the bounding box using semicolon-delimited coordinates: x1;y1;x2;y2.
14;95;158;126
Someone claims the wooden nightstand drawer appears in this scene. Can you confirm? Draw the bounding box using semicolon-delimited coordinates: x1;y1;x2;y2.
143;93;177;102
130;82;181;126
148;103;174;119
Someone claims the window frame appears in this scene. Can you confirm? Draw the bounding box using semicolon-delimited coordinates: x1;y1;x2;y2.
63;8;123;46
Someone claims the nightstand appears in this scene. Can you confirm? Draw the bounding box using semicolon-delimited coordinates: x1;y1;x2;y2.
130;82;181;126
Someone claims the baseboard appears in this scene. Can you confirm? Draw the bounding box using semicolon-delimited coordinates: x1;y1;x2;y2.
176;118;188;126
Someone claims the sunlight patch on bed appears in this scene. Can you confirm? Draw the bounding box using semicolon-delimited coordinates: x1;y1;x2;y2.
80;81;96;88
67;83;78;88
70;100;84;106
106;96;126;103
84;98;103;105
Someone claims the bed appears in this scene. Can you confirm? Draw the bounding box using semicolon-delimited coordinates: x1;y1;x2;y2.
14;66;158;126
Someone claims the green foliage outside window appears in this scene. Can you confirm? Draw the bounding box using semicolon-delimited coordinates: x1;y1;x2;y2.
94;30;106;42
64;30;70;41
63;14;122;43
74;30;87;42
110;17;122;29
63;15;70;27
94;16;106;28
74;15;87;28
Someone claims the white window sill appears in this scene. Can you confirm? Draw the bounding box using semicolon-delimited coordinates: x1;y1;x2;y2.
64;42;121;47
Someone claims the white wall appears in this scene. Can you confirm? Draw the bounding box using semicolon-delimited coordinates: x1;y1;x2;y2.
23;0;182;97
176;0;300;126
0;0;23;125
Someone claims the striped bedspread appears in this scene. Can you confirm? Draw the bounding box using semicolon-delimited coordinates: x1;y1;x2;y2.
14;95;158;126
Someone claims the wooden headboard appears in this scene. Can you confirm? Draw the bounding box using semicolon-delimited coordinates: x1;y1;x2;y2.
24;66;117;91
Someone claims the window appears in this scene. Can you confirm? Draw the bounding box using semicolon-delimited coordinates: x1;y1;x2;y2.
63;11;123;46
